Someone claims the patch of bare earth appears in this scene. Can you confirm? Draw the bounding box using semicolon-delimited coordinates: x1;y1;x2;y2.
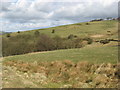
91;35;104;38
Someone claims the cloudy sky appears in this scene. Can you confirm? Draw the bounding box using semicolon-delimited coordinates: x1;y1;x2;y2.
0;0;119;32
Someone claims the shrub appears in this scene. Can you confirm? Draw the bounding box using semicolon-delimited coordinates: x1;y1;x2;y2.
35;34;55;51
6;33;11;37
87;39;93;44
68;34;74;39
17;31;20;33
74;38;83;48
62;39;75;49
108;39;114;41
100;39;110;44
52;29;55;33
86;23;90;25
53;36;63;49
3;34;35;56
83;37;93;44
2;39;35;56
74;35;77;38
2;33;85;56
34;31;40;37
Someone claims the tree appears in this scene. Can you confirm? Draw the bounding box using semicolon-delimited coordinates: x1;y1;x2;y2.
36;34;55;51
6;33;11;37
53;36;63;49
83;37;93;44
52;29;55;33
74;38;83;48
34;31;40;37
68;34;74;39
17;31;20;33
100;39;110;44
86;23;90;25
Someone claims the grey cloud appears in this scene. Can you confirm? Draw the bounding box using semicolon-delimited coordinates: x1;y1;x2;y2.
0;0;118;32
51;2;118;22
3;11;48;23
33;2;55;13
1;2;11;12
2;1;118;23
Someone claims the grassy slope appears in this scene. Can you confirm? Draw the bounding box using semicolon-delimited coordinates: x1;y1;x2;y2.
3;20;118;64
2;20;118;88
4;42;118;64
6;20;118;40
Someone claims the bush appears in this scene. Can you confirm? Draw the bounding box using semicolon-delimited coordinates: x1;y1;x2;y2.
3;34;35;56
35;34;55;51
100;39;110;44
17;31;20;33
108;39;114;41
86;23;90;25
74;35;77;38
87;39;93;44
34;31;40;37
74;38;83;48
53;36;63;49
52;29;55;33
2;38;35;56
6;33;11;37
83;37;93;44
3;33;85;56
62;39;75;49
68;34;74;39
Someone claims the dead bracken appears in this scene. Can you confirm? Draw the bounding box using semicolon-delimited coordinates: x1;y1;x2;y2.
3;60;119;88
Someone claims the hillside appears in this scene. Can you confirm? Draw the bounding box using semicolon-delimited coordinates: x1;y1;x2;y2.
4;20;118;40
3;20;118;63
2;20;119;88
3;41;119;88
4;42;118;64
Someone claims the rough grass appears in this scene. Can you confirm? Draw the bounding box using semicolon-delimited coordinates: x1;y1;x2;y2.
3;42;118;64
3;60;119;88
2;20;119;88
3;20;118;40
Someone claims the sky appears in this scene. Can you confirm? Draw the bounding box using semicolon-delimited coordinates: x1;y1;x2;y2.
0;0;119;32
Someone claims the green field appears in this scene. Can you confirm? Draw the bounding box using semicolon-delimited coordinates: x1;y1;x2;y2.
4;42;118;64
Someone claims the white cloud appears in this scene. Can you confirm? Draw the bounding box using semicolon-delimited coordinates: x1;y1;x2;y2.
0;0;119;32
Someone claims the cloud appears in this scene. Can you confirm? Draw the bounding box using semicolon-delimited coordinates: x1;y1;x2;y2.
0;0;119;32
51;1;118;20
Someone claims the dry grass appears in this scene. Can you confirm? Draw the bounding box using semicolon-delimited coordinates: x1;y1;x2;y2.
3;60;119;88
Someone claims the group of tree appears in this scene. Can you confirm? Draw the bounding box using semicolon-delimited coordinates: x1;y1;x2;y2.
3;33;93;56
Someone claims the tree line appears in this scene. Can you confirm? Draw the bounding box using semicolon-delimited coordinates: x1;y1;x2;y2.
2;31;93;56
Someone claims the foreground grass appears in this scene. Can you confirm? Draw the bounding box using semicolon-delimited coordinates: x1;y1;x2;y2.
4;42;118;64
3;60;119;88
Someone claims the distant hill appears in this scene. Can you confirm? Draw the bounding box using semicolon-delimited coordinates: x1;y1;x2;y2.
3;20;117;40
0;31;12;35
2;20;118;56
